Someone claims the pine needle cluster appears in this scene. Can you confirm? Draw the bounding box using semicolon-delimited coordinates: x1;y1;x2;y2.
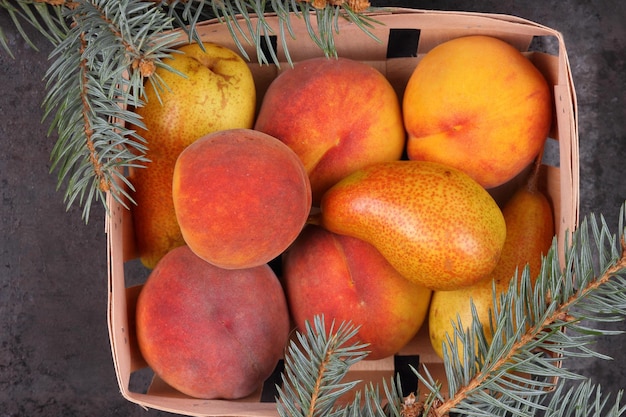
277;203;626;417
1;0;381;221
0;0;66;56
43;0;181;220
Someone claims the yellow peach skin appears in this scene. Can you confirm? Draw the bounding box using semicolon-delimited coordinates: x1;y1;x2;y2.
403;35;552;189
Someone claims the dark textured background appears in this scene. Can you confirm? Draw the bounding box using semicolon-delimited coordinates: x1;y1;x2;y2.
1;1;624;416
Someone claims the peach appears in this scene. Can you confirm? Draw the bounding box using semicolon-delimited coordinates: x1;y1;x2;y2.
254;57;405;204
172;129;312;269
403;35;552;189
135;245;290;399
282;225;432;360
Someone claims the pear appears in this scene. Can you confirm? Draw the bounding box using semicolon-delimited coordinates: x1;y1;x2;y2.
428;164;554;359
316;160;506;291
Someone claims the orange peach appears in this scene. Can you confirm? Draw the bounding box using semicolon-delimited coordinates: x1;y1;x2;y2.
282;225;432;360
254;57;405;204
172;129;311;269
403;35;552;189
135;245;290;399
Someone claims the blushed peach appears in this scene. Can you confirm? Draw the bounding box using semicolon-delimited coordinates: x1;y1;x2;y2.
282;225;431;360
135;245;290;399
255;57;405;204
403;35;552;189
172;129;311;269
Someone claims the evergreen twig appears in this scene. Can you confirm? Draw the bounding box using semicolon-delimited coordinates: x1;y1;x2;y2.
42;0;180;220
423;205;626;417
163;0;381;67
277;202;626;417
545;380;626;417
0;0;67;57
276;316;371;417
2;0;383;221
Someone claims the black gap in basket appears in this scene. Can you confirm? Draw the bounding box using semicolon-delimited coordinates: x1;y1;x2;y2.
394;354;420;397
386;29;420;58
267;254;283;278
260;35;279;64
528;35;560;55
261;359;285;402
542;137;560;167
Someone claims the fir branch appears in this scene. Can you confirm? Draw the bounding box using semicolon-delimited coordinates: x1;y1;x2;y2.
291;0;381;62
43;0;180;221
277;202;626;417
332;381;399;417
162;0;382;66
276;316;370;417
0;0;68;56
419;202;626;417
545;380;626;417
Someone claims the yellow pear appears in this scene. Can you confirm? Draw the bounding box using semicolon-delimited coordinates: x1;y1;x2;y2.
130;42;256;269
428;166;554;359
316;160;506;291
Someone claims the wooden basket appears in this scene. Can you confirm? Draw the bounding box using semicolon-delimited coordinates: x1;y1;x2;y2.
106;8;579;416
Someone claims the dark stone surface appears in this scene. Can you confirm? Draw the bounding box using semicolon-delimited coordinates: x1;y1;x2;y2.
1;1;624;416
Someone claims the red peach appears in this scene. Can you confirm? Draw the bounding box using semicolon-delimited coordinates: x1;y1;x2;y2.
255;57;406;204
282;225;431;360
135;245;290;399
172;129;312;269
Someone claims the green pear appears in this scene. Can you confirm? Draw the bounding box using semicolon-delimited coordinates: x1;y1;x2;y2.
316;160;506;291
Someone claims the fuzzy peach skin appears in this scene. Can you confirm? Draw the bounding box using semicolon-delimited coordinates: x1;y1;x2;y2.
135;245;290;400
403;35;552;189
282;225;432;360
172;129;312;269
254;56;406;205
